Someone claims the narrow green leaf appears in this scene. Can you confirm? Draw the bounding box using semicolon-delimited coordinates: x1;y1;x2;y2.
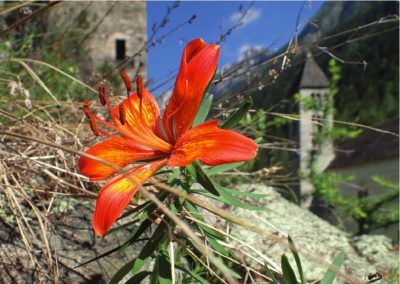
288;236;306;284
193;94;213;127
125;271;151;284
217;185;265;210
149;254;159;284
192;161;219;196
221;96;253;129
197;186;265;211
110;259;135;284
75;194;168;268
281;254;298;284
254;137;263;144
183;201;229;256
205;162;244;176
132;221;168;273
167;168;181;183
176;265;208;284
224;187;268;199
15;59;60;104
158;249;172;284
225;266;242;279
75;245;121;269
206;235;229;256
320;251;346;284
264;264;279;284
120;200;151;219
106;219;140;235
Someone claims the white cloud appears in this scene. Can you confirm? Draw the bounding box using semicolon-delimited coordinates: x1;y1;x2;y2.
237;43;264;61
230;8;261;27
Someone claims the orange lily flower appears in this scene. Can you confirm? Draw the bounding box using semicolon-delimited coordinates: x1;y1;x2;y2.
79;38;258;237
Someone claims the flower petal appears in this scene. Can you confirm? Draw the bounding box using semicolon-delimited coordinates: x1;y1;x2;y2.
112;89;172;153
92;159;167;237
79;136;166;181
168;120;258;167
163;38;220;141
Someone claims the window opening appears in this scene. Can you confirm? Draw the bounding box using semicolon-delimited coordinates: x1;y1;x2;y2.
116;39;126;60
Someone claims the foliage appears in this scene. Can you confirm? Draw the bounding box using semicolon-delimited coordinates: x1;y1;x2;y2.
303;59;399;234
249;1;399;126
1;2;397;283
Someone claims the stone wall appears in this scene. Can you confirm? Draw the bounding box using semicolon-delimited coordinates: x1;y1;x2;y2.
48;1;147;80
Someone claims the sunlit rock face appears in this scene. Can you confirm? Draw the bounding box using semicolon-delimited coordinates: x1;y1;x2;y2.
228;184;398;281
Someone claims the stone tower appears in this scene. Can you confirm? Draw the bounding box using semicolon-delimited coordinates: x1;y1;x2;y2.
48;2;147;80
298;54;334;207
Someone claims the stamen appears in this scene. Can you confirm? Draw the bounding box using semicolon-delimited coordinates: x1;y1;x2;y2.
83;100;100;136
120;71;132;94
136;75;144;99
88;118;100;136
98;83;107;106
83;100;92;119
119;104;126;125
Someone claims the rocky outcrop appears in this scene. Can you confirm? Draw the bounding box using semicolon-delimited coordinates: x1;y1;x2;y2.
0;200;144;284
230;184;398;282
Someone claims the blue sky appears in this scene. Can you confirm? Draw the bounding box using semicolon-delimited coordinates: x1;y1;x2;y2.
147;1;324;96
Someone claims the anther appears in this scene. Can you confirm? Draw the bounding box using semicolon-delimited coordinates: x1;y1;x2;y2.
83;100;100;136
83;100;91;119
98;83;107;106
119;104;126;125
120;71;132;94
88;119;100;136
136;75;144;100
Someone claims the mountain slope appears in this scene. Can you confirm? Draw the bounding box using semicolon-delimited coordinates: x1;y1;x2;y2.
216;1;399;125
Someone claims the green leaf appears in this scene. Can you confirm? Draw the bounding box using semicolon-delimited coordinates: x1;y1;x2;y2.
125;271;151;284
281;254;298;284
119;200;151;219
167;168;181;184
205;162;244;176
193;94;213;127
254;137;263;144
192;161;219;196
176;265;208;284
158;249;172;284
110;259;135;284
149;254;159;284
183;201;229;256
320;251;346;284
75;193;171;268
197;185;265;211
225;188;268;199
288;236;306;284
221;96;253;129
132;220;169;273
106;219;140;235
264;264;279;284
225;265;242;279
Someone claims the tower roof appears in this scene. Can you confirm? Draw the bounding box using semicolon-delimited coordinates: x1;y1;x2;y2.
299;56;329;89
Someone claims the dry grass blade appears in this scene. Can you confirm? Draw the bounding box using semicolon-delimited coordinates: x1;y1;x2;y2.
11;59;60;104
0;130;365;283
11;176;59;284
20;58;97;93
266;111;400;138
184;215;282;274
0;130;238;283
0;1;34;16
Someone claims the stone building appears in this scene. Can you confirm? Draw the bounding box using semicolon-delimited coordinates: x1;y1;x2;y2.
298;54;334;207
48;1;147;80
